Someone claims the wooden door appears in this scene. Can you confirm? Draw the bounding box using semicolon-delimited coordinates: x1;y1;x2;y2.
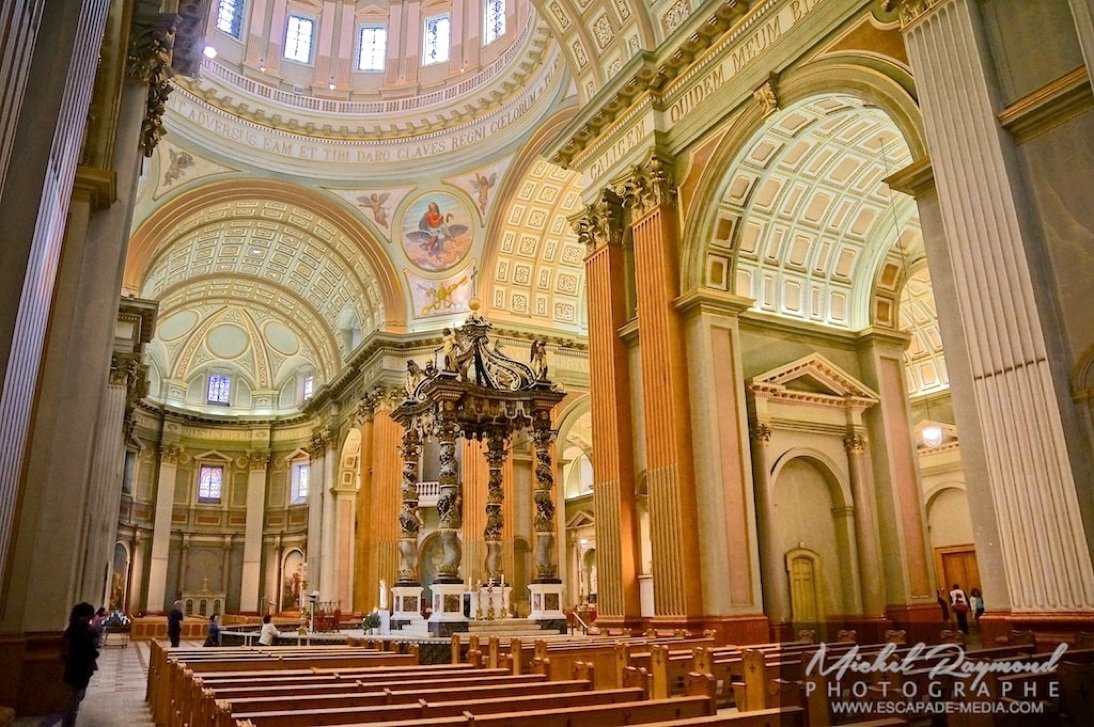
788;550;823;636
937;545;981;594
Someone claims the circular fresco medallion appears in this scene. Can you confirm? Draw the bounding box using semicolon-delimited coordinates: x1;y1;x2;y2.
400;192;474;272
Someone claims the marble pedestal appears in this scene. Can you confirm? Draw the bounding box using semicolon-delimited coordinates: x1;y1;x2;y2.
391;585;425;630
528;582;567;631
428;582;469;636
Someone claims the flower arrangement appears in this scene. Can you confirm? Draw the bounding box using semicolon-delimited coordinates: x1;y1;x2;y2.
363;610;381;631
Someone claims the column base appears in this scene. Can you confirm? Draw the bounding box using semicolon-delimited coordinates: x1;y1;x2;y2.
699;615;770;646
978;611;1094;649
528;583;565;622
428;583;468;635
886;602;945;644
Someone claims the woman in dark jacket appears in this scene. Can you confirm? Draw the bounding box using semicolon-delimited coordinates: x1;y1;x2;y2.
60;602;99;727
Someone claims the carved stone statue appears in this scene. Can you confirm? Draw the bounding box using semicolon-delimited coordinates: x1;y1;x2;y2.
405;359;423;397
530;339;548;379
441;328;459;372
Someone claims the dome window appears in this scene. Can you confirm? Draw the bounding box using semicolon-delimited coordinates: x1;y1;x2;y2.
422;14;450;65
358;25;386;71
216;0;244;38
484;0;505;45
285;15;315;64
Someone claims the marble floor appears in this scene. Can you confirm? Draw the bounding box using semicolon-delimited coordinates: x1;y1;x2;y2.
14;640;200;727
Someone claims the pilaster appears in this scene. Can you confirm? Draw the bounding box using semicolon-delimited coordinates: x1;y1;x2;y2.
621;151;702;621
306;427;329;595
147;443;183;612
676;288;764;622
239;450;269;612
572;188;641;626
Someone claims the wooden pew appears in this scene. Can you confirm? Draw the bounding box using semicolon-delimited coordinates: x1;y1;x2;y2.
188;670;534;727
232;687;651;726
212;679;593;727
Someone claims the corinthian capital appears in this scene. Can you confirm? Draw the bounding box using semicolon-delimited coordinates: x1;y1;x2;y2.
309;429;331;457
750;423;773;444
245;450;270;470
127;13;178;157
618;151;675;216
160;443;184;464
886;0;944;28
843;433;867;453
570;188;624;251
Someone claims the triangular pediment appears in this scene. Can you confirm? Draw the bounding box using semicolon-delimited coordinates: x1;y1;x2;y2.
750;354;879;406
567;510;595;529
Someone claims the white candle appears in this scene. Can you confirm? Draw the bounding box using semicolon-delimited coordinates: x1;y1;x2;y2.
500;573;505;588
379;579;388;610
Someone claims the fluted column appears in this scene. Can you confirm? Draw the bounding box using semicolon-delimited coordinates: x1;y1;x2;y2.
86;354;129;606
844;432;885;617
904;0;1094;611
331;473;357;611
147;443;182;612
364;405;403;602
483;429;508;585
240;450;269;612
305;428;329;594
177;534;191;600
462;438;487;586
354;393;376;612
531;420;560;582
572;190;640;625
435;417;464;583
621;152;702;620
396;426;423;585
128;530;145;613
750;423;790;631
318;433;338;600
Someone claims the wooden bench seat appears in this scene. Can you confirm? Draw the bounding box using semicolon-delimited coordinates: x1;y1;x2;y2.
233;687;650;726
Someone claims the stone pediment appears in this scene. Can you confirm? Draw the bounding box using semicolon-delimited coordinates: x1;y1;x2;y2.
749;354;879;409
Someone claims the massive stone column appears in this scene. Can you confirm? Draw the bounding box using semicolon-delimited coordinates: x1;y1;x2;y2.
572;190;641;627
147;443;183;612
305;428;329;594
240;451;269;612
331;454;358;611
902;0;1094;623
621;152;703;622
318;431;338;600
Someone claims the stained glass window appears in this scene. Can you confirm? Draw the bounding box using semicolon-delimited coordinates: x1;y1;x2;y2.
293;463;310;503
358;25;386;71
208;374;231;404
198;466;223;502
303;374;314;400
216;0;244;38
484;0;505;44
285;15;314;63
422;15;450;66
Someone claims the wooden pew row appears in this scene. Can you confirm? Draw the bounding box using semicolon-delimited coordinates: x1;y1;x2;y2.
232;687;654;726
229;695;713;727
529;637;718;689
209;678;594;727
184;668;525;727
165;655;421;727
152;646;422;727
947;648;1094;727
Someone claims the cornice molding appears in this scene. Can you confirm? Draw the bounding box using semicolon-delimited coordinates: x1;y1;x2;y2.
73;165;117;211
884;156;934;197
997;66;1093;145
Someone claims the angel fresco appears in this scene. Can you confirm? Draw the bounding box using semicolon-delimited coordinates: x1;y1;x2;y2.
400;193;473;272
469;172;497;214
358;192;391;228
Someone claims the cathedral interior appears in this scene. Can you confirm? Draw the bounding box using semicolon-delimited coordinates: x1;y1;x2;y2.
0;0;1092;714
